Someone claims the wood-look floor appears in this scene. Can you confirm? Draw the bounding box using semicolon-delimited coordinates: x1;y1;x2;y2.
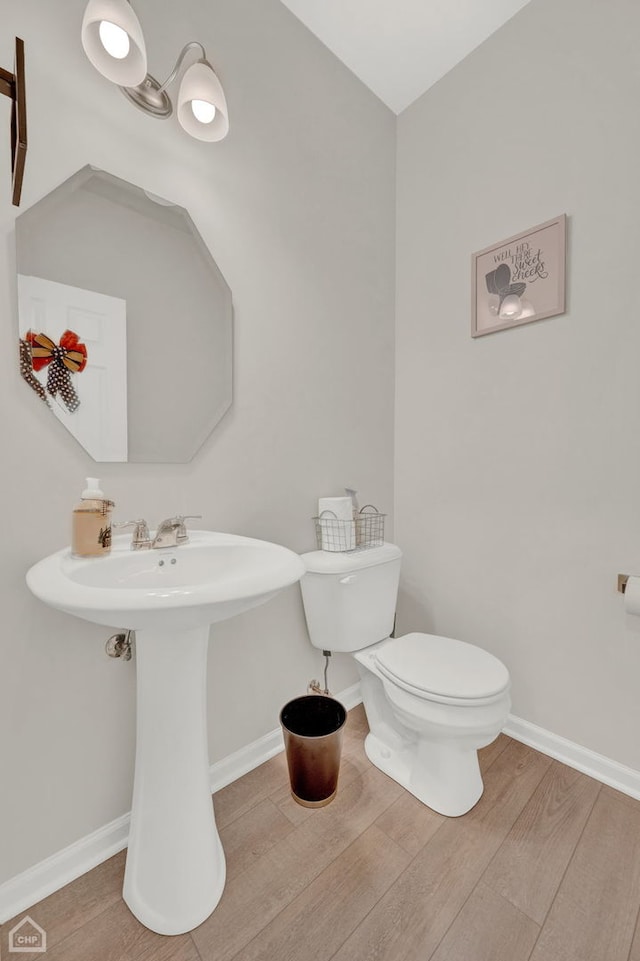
3;704;640;961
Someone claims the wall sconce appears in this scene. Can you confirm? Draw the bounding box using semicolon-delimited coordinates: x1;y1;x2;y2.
0;37;27;206
81;0;229;142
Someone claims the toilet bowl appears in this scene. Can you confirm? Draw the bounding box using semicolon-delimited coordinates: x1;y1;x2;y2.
354;634;510;815
299;543;511;816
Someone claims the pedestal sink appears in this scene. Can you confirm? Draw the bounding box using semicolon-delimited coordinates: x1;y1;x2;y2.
26;531;305;935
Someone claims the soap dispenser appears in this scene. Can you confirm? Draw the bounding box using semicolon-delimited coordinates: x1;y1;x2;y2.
71;478;115;557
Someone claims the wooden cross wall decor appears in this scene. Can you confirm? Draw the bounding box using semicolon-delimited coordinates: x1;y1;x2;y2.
0;37;26;206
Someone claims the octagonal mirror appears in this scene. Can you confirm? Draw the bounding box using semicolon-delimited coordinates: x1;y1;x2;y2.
15;166;232;462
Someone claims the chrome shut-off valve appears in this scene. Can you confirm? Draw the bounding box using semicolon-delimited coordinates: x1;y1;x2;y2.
105;630;134;660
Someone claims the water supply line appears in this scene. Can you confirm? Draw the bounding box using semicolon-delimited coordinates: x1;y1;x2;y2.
308;650;332;696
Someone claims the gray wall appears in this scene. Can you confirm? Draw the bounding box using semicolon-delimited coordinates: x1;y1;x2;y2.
395;0;640;769
0;0;395;882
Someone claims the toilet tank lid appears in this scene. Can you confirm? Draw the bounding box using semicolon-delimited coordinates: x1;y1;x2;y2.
301;543;402;574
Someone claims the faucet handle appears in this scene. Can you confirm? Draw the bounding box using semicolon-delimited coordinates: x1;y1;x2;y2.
174;515;202;543
114;519;151;550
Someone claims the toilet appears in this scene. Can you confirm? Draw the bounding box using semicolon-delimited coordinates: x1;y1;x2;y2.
299;543;511;816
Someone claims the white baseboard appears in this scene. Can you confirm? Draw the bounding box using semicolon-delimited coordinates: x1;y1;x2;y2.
0;814;131;927
503;714;640;800
0;682;363;924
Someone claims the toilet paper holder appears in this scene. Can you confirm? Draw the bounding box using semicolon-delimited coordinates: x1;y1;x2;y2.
618;574;630;594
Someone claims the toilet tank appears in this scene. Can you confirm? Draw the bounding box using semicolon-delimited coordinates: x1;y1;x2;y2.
299;543;402;652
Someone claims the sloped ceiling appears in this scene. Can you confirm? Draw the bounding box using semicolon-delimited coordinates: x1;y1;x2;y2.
279;0;532;113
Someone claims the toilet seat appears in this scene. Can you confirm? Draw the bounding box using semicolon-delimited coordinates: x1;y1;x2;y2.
374;632;510;706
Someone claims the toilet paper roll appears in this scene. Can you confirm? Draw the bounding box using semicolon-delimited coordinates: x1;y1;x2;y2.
318;497;353;520
317;496;355;551
624;576;640;616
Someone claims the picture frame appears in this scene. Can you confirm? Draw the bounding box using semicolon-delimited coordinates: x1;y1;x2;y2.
471;214;566;338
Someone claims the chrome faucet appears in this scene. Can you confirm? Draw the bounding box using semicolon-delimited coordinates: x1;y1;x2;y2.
115;515;201;550
151;515;202;549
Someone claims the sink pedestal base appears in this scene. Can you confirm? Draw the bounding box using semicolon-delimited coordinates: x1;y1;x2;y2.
123;626;224;935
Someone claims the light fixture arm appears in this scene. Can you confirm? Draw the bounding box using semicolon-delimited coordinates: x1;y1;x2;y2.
156;42;208;95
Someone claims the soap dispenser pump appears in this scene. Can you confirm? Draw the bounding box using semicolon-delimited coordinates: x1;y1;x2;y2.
71;478;115;558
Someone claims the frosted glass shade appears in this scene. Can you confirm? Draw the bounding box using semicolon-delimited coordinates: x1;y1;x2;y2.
82;0;147;87
177;61;229;142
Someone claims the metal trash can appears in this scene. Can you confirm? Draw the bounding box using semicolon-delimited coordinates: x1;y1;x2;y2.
280;695;347;808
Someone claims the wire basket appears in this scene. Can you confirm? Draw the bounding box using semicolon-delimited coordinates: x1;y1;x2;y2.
313;505;386;553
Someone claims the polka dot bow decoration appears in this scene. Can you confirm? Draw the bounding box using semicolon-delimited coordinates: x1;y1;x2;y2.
19;337;50;407
25;329;88;412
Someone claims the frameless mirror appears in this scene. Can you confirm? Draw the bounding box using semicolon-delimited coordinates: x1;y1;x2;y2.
15;166;232;462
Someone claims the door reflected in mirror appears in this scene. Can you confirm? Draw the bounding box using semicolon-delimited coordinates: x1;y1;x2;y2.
16;166;233;463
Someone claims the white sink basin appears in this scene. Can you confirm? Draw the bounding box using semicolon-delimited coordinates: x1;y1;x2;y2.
26;529;305;936
27;530;305;630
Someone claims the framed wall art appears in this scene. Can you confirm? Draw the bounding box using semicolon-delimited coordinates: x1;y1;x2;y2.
471;214;566;338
